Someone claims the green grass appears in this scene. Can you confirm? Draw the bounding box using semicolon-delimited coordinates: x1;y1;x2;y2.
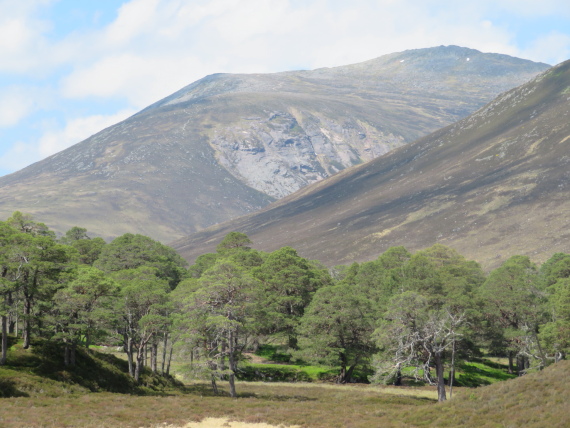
454;359;516;387
0;338;185;398
1;337;568;427
1;337;565;427
253;344;292;363
238;362;337;382
3;361;568;428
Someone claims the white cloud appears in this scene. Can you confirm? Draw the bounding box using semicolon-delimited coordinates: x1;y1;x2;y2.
521;32;570;65
0;0;54;74
2;0;570;176
0;87;39;127
37;109;137;158
0;109;136;173
495;0;570;17
60;53;218;107
103;0;161;46
56;0;527;108
0;140;39;172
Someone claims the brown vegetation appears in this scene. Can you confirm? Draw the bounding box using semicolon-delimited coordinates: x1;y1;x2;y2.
0;47;546;243
2;360;569;428
173;60;570;270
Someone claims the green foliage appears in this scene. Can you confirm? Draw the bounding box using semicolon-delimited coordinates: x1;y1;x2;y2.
237;364;314;382
298;282;377;382
252;246;329;347
216;231;252;254
46;266;119;357
70;237;106;265
187;252;219;278
254;344;291;363
0;338;183;397
479;255;547;370
94;233;187;289
6;211;55;238
60;226;90;244
4;211;570;417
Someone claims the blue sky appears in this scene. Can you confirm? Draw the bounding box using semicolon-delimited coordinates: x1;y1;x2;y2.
1;0;570;177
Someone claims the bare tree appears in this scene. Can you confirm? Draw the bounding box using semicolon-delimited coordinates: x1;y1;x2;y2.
375;292;466;402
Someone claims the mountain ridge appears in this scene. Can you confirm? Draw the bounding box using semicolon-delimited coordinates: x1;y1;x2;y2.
171;60;570;269
0;46;549;242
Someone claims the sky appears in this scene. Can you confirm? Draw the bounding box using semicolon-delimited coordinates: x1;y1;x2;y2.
1;0;570;177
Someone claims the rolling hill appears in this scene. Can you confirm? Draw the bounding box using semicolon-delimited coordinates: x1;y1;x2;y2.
0;46;548;242
172;60;570;270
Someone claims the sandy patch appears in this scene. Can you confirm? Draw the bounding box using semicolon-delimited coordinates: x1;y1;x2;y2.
159;418;300;428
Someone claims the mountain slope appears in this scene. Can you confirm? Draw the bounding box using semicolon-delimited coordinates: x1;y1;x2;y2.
0;46;548;242
413;360;570;427
172;60;570;269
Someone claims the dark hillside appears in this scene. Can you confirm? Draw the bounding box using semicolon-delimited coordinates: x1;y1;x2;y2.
0;339;182;398
410;360;570;427
0;46;547;242
173;60;570;270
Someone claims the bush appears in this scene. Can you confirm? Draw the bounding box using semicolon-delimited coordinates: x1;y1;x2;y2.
237;364;312;382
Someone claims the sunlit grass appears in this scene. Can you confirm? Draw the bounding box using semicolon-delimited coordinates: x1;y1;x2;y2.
2;337;567;427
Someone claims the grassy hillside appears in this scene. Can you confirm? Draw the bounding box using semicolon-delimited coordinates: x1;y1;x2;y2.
414;360;570;427
0;46;547;243
1;357;568;427
0;338;184;398
173;59;570;270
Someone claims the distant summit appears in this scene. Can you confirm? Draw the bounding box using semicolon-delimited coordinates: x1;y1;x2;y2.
0;46;549;242
173;59;570;270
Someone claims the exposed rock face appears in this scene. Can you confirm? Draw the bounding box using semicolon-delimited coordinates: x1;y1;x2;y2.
143;45;548;200
172;60;570;270
0;46;549;242
210;110;402;198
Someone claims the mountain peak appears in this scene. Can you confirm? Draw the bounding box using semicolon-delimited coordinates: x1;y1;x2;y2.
172;57;570;269
0;47;550;244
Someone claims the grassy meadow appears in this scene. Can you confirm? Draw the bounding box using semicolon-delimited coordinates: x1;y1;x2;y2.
1;339;568;427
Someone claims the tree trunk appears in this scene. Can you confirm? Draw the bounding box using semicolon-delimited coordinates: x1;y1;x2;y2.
338;352;347;384
449;336;456;399
220;341;227;379
127;337;134;377
208;360;219;395
134;348;144;383
211;374;219;395
435;351;447;402
151;342;158;373
64;341;70;367
508;351;514;374
161;333;168;374
344;363;358;383
517;355;525;376
22;298;31;349
287;334;298;350
70;342;76;366
1;314;7;365
394;363;402;386
166;344;173;376
424;360;434;384
14;310;18;338
228;330;237;398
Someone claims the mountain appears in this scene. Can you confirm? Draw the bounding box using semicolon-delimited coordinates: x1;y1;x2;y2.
0;46;548;242
172;60;570;270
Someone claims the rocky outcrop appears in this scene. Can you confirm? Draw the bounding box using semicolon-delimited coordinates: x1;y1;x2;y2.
210;110;404;198
0;46;550;242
